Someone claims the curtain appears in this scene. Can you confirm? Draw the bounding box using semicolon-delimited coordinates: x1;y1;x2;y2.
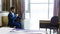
54;0;59;16
21;0;25;20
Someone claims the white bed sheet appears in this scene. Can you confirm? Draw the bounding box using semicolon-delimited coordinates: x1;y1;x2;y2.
0;27;46;34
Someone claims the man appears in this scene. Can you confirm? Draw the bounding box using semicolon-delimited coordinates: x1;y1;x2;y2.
8;7;22;29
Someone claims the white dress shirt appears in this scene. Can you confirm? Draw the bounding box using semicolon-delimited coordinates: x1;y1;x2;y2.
11;12;15;17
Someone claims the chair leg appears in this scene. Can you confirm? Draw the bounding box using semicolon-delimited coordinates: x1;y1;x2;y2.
46;28;47;32
53;29;58;34
57;29;58;34
53;29;55;34
50;29;51;34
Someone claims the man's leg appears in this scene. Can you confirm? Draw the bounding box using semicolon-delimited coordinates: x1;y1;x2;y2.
13;22;22;29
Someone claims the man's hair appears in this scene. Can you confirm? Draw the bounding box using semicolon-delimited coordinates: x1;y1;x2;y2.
10;7;15;10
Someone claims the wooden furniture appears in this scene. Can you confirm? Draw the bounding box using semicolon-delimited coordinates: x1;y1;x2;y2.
40;20;60;34
2;16;8;26
0;11;9;26
40;20;60;28
40;20;50;28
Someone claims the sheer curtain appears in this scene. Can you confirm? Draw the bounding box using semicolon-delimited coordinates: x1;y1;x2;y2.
0;0;2;11
30;0;54;30
54;0;59;16
25;0;55;30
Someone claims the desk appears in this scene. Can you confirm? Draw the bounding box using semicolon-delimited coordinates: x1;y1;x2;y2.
40;20;60;34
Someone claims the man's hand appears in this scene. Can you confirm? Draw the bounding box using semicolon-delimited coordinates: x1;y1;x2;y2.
16;14;18;17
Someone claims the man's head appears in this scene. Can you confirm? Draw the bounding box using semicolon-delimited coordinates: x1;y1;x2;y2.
10;7;15;13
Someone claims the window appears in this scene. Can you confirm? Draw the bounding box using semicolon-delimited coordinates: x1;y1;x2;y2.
25;0;54;30
30;0;54;20
30;4;48;20
30;0;48;3
25;0;54;23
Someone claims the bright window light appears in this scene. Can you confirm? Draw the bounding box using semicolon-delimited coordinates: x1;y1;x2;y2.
30;0;48;3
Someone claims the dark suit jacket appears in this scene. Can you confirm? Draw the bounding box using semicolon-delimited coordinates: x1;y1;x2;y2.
8;12;21;26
